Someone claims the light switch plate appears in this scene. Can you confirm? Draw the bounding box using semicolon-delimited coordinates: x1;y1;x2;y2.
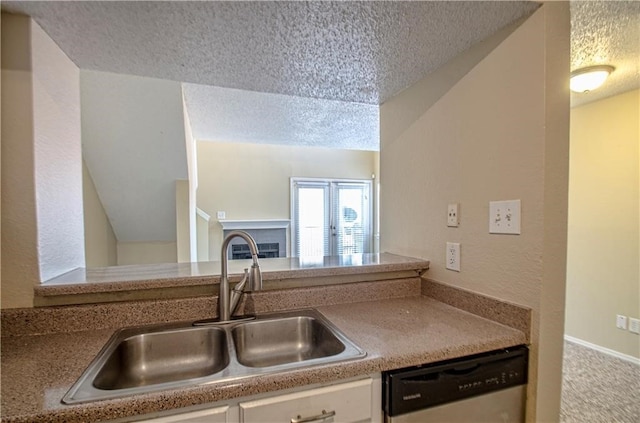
489;200;521;234
447;203;459;227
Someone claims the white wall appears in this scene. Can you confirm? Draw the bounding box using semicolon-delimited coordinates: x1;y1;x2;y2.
31;14;85;282
196;209;211;262
197;140;378;260
2;14;85;308
182;94;198;262
116;242;177;266
81;70;188;244
83;161;117;267
380;4;569;422
566;89;640;358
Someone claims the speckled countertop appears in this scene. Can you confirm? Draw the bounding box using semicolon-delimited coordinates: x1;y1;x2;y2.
39;253;427;296
0;295;527;423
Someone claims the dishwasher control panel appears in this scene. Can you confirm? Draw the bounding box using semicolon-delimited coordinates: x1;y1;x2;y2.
383;345;528;417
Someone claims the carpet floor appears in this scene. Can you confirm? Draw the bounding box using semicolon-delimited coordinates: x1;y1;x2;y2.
560;340;640;423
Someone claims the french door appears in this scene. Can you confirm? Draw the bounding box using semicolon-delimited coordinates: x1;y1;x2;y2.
291;178;372;257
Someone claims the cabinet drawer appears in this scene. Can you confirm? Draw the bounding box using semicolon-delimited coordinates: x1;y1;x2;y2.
240;378;372;423
138;405;232;423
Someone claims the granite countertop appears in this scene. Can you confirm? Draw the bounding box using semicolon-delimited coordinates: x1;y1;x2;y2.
0;296;526;423
36;253;429;299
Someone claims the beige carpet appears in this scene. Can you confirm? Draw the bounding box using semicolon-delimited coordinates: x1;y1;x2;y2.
560;340;640;423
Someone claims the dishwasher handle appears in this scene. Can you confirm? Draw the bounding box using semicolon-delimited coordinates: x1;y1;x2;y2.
444;363;481;375
403;362;482;384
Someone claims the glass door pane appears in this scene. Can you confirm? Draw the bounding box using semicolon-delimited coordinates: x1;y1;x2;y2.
332;183;371;255
293;183;329;257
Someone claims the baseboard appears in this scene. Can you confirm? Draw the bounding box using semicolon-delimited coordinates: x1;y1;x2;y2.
564;335;640;366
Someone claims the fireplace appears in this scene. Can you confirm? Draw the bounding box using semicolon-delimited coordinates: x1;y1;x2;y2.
232;242;279;259
219;220;290;260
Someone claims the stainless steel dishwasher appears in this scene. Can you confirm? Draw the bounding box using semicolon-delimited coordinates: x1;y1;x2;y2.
383;345;528;423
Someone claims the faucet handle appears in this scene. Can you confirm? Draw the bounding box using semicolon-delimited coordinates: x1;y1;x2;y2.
232;269;249;295
229;268;250;314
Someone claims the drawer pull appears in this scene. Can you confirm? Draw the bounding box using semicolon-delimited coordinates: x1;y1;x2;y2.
291;409;336;423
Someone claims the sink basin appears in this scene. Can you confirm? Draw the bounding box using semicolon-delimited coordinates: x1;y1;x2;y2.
232;316;346;367
63;324;230;403
93;326;228;390
62;309;365;404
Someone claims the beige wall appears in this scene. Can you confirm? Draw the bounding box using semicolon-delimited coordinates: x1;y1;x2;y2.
175;180;192;263
566;89;640;358
117;242;177;266
2;14;85;308
380;4;568;422
197;141;377;260
2;14;39;308
83;161;117;267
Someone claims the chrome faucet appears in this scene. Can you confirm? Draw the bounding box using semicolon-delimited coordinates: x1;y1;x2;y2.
218;230;262;322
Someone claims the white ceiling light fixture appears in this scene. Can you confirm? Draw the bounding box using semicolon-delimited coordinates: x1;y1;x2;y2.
570;65;615;93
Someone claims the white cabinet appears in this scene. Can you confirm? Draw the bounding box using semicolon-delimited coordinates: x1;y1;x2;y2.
240;378;375;423
128;375;380;423
137;405;235;423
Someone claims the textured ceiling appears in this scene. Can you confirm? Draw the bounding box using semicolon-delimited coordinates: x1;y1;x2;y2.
570;1;640;107
183;84;379;150
1;0;539;152
3;1;538;105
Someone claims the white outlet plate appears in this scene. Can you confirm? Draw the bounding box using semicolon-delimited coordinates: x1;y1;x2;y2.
217;211;226;220
629;318;640;334
446;242;460;272
616;314;628;330
447;203;459;227
489;200;521;234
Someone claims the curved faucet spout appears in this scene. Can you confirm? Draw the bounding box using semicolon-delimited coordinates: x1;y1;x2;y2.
219;231;262;322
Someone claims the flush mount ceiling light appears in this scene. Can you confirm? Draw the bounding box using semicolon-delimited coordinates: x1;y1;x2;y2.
570;65;615;93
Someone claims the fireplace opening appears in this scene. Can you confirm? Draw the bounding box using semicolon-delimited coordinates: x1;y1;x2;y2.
231;242;280;260
222;224;288;259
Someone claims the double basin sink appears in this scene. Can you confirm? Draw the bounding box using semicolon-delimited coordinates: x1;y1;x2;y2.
63;309;366;404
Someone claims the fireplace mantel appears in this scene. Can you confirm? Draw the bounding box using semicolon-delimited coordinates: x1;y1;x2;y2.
218;219;290;230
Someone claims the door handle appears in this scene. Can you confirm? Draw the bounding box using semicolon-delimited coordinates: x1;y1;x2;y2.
291;409;336;423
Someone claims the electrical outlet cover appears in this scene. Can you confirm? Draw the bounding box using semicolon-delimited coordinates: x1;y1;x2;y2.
489;200;521;234
446;242;460;272
616;315;628;330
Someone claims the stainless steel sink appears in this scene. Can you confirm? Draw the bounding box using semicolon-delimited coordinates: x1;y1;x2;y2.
232;316;346;367
62;309;365;404
93;326;229;390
